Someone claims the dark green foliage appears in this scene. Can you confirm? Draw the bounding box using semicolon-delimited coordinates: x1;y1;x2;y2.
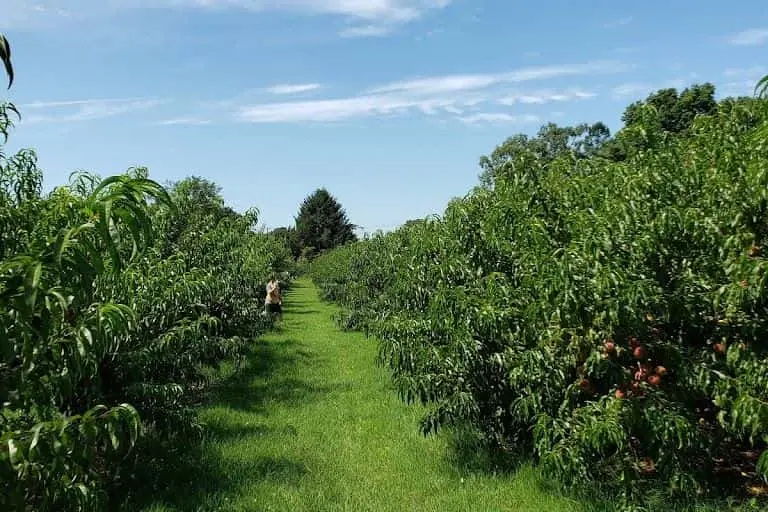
622;83;717;134
0;35;12;89
478;122;611;188
601;83;719;162
270;226;302;259
294;188;357;257
0;98;293;508
311;90;768;509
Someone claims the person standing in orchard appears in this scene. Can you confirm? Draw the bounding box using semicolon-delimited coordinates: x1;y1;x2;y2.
265;275;282;318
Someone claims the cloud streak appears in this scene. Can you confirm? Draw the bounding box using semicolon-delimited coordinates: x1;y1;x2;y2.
498;89;595;105
18;61;621;127
459;113;540;125
234;61;616;124
603;17;633;29
339;24;393;38
264;83;322;95
368;61;622;95
19;97;165;124
2;0;453;35
727;28;768;46
610;79;685;100
156;117;211;126
237;95;460;123
723;66;766;79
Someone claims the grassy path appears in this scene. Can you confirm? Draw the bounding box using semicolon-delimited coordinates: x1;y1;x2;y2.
142;278;589;511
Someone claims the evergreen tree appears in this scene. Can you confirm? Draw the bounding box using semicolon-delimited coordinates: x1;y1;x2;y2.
294;188;356;257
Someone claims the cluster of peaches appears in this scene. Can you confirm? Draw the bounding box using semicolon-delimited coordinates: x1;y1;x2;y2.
576;309;736;400
608;337;666;399
578;333;667;399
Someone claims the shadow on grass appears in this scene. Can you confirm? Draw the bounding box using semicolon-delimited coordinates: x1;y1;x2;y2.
283;308;322;315
284;300;314;308
118;446;309;512
117;337;328;511
438;424;752;512
210;338;330;412
438;425;616;512
440;425;525;477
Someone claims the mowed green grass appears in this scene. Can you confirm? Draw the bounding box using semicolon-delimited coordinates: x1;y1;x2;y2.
136;278;592;512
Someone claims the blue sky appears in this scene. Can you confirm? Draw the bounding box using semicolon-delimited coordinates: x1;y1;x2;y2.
1;1;767;233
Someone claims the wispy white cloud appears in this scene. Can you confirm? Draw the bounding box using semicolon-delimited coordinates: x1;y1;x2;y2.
236;95;455;123
720;67;766;96
611;79;685;100
156;117;211;126
498;89;595;105
264;83;322;95
727;28;768;46
339;24;392;38
459;113;540;125
723;66;766;79
719;80;764;97
0;2;72;29
2;0;453;35
610;46;644;55
603;16;633;29
21;97;143;109
240;0;453;24
611;83;653;99
233;61;617;124
16;60;623;126
368;61;622;96
18;97;165;124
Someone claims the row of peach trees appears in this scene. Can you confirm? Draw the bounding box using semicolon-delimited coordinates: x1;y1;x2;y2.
311;87;768;509
0;36;293;509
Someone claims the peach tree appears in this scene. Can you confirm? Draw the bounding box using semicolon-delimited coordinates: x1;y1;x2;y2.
312;90;768;508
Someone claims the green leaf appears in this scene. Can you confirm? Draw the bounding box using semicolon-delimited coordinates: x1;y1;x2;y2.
7;438;18;464
23;261;42;310
755;75;768;99
29;424;43;454
0;34;13;89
